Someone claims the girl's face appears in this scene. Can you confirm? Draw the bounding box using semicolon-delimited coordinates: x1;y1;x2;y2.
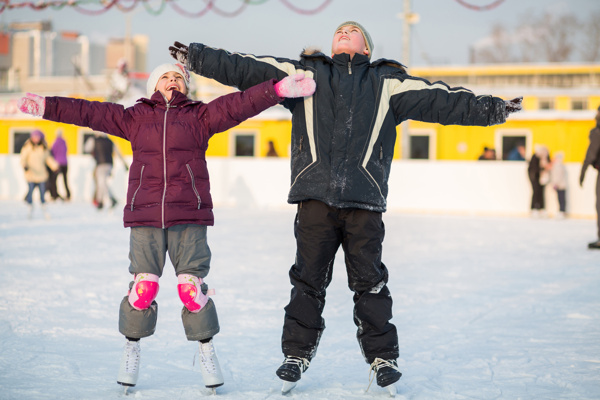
331;25;369;59
155;71;187;101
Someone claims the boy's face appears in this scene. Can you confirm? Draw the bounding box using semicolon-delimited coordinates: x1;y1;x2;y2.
331;25;369;59
155;71;187;101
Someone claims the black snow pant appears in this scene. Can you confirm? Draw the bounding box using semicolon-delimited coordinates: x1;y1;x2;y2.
530;178;545;210
281;200;399;364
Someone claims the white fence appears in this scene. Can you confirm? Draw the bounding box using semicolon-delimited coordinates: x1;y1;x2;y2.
1;155;596;218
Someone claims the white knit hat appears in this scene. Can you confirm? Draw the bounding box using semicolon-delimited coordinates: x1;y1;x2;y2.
146;63;190;98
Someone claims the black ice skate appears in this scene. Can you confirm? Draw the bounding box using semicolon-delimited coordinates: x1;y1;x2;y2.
368;358;402;397
276;356;309;394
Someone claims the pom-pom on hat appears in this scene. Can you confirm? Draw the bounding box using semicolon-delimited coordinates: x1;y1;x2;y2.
146;63;190;98
334;21;374;58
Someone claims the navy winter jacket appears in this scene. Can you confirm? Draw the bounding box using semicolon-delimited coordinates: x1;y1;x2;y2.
187;45;508;212
43;80;282;228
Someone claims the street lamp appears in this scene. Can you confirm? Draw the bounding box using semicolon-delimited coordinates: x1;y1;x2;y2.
397;0;420;159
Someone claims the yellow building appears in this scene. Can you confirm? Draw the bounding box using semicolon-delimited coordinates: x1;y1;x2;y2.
1;62;599;162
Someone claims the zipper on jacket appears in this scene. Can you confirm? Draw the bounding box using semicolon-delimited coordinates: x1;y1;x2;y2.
130;165;145;211
299;135;304;151
186;164;202;209
161;103;171;229
379;144;383;160
348;61;352;75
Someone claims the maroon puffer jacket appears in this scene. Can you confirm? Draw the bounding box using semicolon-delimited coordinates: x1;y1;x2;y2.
43;79;282;228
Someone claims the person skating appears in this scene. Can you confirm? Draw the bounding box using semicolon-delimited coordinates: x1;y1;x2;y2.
169;20;522;395
20;129;59;219
18;62;315;393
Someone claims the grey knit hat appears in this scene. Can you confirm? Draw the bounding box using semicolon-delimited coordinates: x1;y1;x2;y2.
335;21;374;58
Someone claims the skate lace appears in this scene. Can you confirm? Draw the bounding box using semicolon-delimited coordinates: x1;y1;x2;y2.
283;356;310;372
366;358;399;392
199;342;218;374
123;342;140;374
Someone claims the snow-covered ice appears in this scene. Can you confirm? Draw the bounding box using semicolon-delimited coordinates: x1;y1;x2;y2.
0;200;599;399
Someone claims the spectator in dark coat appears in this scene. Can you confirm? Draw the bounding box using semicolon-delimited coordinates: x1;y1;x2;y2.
580;106;600;248
528;144;551;217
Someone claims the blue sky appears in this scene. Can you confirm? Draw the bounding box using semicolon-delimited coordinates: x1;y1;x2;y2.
0;0;598;69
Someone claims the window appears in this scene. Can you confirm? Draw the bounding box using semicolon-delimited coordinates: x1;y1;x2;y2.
495;130;531;161
571;98;588;111
81;131;96;155
538;98;554;110
408;129;436;160
13;131;32;153
410;136;429;159
234;133;256;157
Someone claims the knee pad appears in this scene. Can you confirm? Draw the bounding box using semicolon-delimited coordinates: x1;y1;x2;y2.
128;273;160;310
177;274;214;313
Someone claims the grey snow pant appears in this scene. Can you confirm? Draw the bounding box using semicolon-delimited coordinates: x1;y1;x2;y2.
118;224;220;341
281;200;399;364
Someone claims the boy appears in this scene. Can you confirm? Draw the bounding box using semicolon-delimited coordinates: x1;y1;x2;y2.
170;21;522;394
18;63;315;393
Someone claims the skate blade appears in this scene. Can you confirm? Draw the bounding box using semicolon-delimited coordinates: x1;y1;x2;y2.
118;382;135;395
281;380;297;395
385;383;397;397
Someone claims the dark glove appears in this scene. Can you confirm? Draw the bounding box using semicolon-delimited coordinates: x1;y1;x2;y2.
169;41;189;65
505;97;523;117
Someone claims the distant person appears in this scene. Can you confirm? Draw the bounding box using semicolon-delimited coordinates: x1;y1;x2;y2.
170;20;522;395
18;62;315;393
266;140;279;157
20;130;58;219
550;151;567;218
47;130;71;201
528;144;551;217
507;144;526;161
84;132;127;210
478;146;496;160
580;106;600;248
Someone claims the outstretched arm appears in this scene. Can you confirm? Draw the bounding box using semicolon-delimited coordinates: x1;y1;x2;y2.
204;75;315;135
170;41;307;91
389;76;514;126
19;93;132;140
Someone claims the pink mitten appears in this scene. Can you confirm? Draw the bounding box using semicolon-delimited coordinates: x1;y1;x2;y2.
18;93;46;117
274;74;316;98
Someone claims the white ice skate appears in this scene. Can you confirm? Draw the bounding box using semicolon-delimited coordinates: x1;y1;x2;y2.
199;339;224;393
117;340;141;394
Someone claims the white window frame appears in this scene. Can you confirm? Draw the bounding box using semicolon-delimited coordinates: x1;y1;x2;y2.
495;129;532;160
409;128;437;160
230;130;258;157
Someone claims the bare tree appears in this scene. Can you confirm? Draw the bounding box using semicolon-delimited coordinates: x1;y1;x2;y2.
472;10;583;63
534;12;578;62
472;24;514;63
580;11;600;62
